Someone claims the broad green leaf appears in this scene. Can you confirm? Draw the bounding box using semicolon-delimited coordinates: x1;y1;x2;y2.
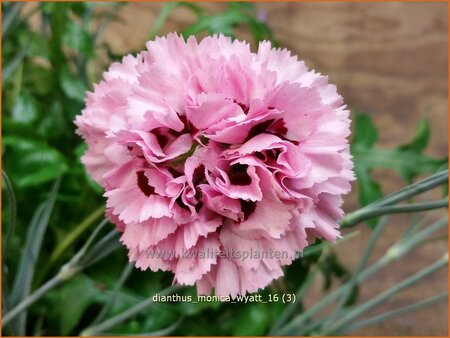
3;136;68;188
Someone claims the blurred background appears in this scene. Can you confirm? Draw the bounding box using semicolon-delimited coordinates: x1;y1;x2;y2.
2;2;448;336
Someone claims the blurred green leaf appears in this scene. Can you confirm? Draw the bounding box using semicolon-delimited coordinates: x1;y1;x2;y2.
228;2;257;13
2;47;26;82
18;31;49;59
181;4;276;44
352;113;378;149
59;67;86;102
36;101;68;139
320;253;350;291
3;136;68;188
354;166;383;207
62;21;94;59
11;91;39;125
23;63;56;96
48;273;106;335
399;118;430;153
176;287;222;316
232;304;268;335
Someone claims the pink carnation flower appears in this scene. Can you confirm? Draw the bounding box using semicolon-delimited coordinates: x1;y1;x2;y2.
75;33;354;297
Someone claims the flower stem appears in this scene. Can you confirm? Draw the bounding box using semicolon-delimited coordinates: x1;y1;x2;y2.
1;219;112;327
37;207;106;284
80;285;184;336
321;216;389;328
341;199;448;228
277;217;447;335
90;263;134;325
375;170;448;207
342;291;448;334
48;206;105;266
340;170;448;228
2;273;64;327
323;253;448;335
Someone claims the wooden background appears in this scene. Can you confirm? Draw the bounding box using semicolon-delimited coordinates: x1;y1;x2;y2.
101;3;448;335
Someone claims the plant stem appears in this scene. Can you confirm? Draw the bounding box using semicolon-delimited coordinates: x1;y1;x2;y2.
343;291;448;334
341;199;447;228
48;206;104;267
320;216;388;329
269;265;320;335
1;219;111;327
91;263;134;325
340;170;448;228
374;170;448;207
269;232;360;334
301;231;360;258
2;273;64;327
277;217;447;335
81;285;184;336
323;253;448;335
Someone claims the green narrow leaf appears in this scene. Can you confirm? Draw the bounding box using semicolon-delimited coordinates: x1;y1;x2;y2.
9;178;61;334
2;170;17;261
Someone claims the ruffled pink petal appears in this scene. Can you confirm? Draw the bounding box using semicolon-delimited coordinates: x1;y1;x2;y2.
174;234;221;285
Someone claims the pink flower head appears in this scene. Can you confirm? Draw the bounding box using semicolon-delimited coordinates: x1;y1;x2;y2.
75;33;354;297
